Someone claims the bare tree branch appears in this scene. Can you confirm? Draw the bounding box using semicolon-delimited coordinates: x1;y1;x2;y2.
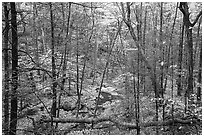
192;10;202;27
179;2;187;15
71;2;102;9
179;2;202;27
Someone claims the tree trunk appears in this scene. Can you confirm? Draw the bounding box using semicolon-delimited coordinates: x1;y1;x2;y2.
76;28;80;118
92;37;98;85
10;2;18;135
137;44;140;135
193;17;202;68
159;2;165;130
3;2;10;135
33;3;40;75
197;43;202;101
133;69;138;133
142;6;147;94
134;3;142;134
186;26;194;97
197;17;202;101
50;2;57;121
57;2;72;128
153;7;159;135
177;22;184;96
41;27;46;53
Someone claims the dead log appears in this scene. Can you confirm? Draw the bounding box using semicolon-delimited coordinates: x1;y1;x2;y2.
43;117;111;124
42;117;201;129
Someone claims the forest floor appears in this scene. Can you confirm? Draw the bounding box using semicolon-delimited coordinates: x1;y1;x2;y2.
16;78;201;135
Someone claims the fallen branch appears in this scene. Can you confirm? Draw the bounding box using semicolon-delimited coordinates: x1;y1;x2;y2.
42;117;201;129
118;118;201;129
43;117;111;124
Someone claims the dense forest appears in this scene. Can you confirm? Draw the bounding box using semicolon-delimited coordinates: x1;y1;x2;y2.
1;2;202;135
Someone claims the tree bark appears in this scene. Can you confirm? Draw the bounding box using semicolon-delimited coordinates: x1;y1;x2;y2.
197;17;202;101
177;22;184;96
3;2;10;135
10;2;18;135
76;27;80;117
142;6;147;94
136;58;140;134
33;3;40;75
159;2;165;130
134;3;143;134
153;7;159;134
132;67;138;133
50;2;57;121
91;37;98;85
197;44;202;101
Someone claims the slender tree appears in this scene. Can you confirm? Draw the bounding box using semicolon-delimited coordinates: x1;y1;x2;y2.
164;3;178;94
33;3;40;75
142;6;147;94
10;2;18;135
92;36;98;85
197;17;202;101
177;22;184;96
132;66;138;134
3;2;10;135
134;3;142;134
50;3;57;128
159;2;166;130
170;22;175;135
57;2;72;128
153;7;159;134
76;26;80;117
